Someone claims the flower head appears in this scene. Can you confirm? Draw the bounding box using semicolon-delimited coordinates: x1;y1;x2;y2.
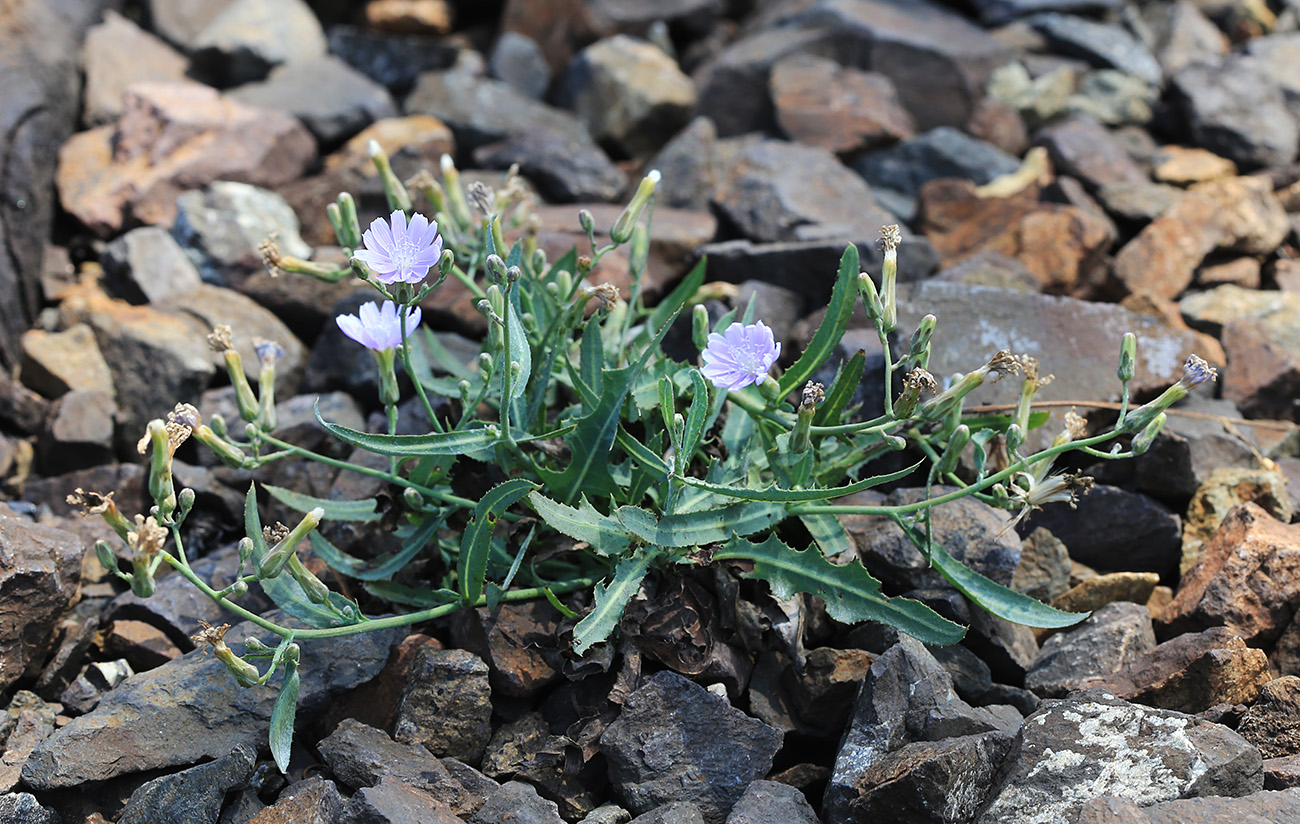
336;301;422;352
353;210;443;284
1178;354;1217;389
700;321;781;391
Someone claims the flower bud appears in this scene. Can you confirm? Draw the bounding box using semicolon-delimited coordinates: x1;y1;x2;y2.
937;425;970;476
883;434;908;451
578;209;596;237
195;622;263;688
531;248;548;273
1005;422;1024;455
611;170;660;244
144;419;176;518
254;339;282;431
906;314;936;371
224;350;259;424
286;554;331;604
370;140;412;213
506;265;522;284
692;304;710;352
758;375;782;403
337;193;363;249
486;254;507;282
440;154;473;230
95;540;122;576
1130;412;1165;454
403;487;424;508
877;224;901;333
439;248;455;275
257;507;324;580
1117;332;1137;384
176;488;196;521
628;224;650;277
858;272;885;326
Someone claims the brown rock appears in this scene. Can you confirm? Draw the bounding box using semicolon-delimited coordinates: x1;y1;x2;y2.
1181;468;1293;575
449;601;566;698
325;115;456;177
787;647;874;736
1013;203;1116;294
0;691;57;791
0;516;83;692
1082;626;1270;713
80;11;189;126
1153;146;1237;184
104;620;184;671
1265;754;1300;789
19;324;115;399
1198;257;1261;289
364;0;453;35
56;82;315;236
1274;258;1300;293
1051;572;1161;614
1220;317;1300;420
1075;788;1300;823
1035;115;1147;190
1192;176;1290;255
1111;191;1221;298
965;96;1029;157
769;54;915;155
392;648;493;764
501;0;603;73
1238;676;1300;758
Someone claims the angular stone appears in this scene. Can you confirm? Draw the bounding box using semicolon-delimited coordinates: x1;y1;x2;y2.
101;226;205;305
364;0;453;35
345;777;464;824
447;600;566;700
1095;181;1181;226
769;54;914;156
1163;504;1300;645
1134;397;1261;501
1030;13;1162;84
1154;146;1237;184
1237;676;1300;759
1111;192;1220;299
1065;68;1157;127
0;692;57;792
328;25;459;91
230;55;396;145
473;130;625;203
1034;115;1147;190
1013;527;1072;603
173;180;312;287
0;793;60;824
327;115;456;178
1169;56;1299;170
56;82;315;237
0;516;82;693
118;744;255;824
40;390;116;474
190;0;327;86
1265;755;1300;790
104;619;185;672
1138;0;1229;76
1026;484;1182;579
1075;788;1300;824
967;0;1124;26
602;671;782;824
147;0;235;50
1026;602;1156;698
19;324;114;399
978;690;1262;823
1050;572;1161;615
247;776;346;823
1181;468;1293;576
0;371;51;436
724;780;819;824
392;647;492;764
81;10;189;126
1082;627;1271;713
489;31;551;100
855;127;1021;203
470;781;566;824
318;719;475;813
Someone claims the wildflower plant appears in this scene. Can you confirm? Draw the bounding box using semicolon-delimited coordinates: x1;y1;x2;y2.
76;145;1217;771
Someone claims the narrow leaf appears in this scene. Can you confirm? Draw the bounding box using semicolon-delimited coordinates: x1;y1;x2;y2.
307;512;441;581
504;297;531;401
801;513;853;559
680;460;922;503
317;404;497;456
614;500;784;547
814;349;867;427
680;369;710;459
269;656;300;773
581;315;604;399
363;581;460;607
460;480;538;604
572;551;659;654
778;244;859;398
648;256;706;335
263;485;380;522
528;492;632;556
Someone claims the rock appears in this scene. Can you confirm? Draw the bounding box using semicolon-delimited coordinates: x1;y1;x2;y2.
1237;676;1300;758
21;623;403;789
1169;56;1299;170
1162;504;1300;646
694;0;1007;136
713;136;896;243
481;711;549;779
327;26;460;92
1013;527;1072;603
344;777;464;824
489;31;551;100
1074;787;1300;823
1050;572;1161;615
317;719;476;815
1137;0;1229;76
448;601;566;700
0;692;58;791
364;0;453;35
1265;755;1300;790
1094;181;1181;226
248;776;347;823
1026;602;1156;698
1034;115;1147;190
173;180;313;287
646;117;717;211
104;619;185;672
626;805;705;824
968;0;1124;26
786;647;874;737
724;780;818;824
118;744;255;824
581;804;633;824
1030;13;1163;84
978;690;1262;823
854;127;1021;215
1025;484;1182;579
1181;468;1293;575
80;10;189;126
1241;31;1300;123
473;130;625;203
392;647;492;764
230;55;397;145
0;516;82;692
557;34;696;157
0;371;51;436
326;115;455;180
1065;68;1157;127
146;0;235;51
769;54;914;156
190;0;327;86
1154;146;1237;184
1134;397;1262;501
39;390;116;474
0;793;61;824
602;671;782;824
1083;627;1271;713
56;82;315;237
1110;191;1221;299
19;324;114;399
469;781;565;824
101;226;206;305
1219;319;1300;420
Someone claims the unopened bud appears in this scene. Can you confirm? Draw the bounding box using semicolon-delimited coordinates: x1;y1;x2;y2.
1130;412;1165;454
370;140;412;213
257;508;324;580
286;554;331;604
937;425;970;476
611;170;659;244
578;209;596;237
1117;332;1137;384
95;540;121;576
225;350;259;424
333;193;362;249
858;273;885;325
692;304;710;351
486;254;507;282
145;419;176;518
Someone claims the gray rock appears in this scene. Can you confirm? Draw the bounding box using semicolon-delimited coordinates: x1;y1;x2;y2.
647;117;718;211
588;0;723;37
1012;527;1072;603
852;127;1021;219
190;0;327;86
1066;69;1157;126
118;744;255;824
469;781;566;824
557;35;696;157
602;671;782;824
967;0;1123;26
723;780;818;824
0;792;61;824
481;711;549;780
102;226;206;305
978;690;1263;823
0;692;58;791
172;180;312;287
393;648;493;764
1135;0;1229;76
1241;33;1300;126
1075;787;1300;824
1026;602;1157;698
317;719;476;815
1025;485;1182;579
1169;56;1299;171
1134;396;1261;500
255;777;347;823
627;803;705;824
1034;115;1148;190
713;137;896;244
230;55;397;145
327;26;460;92
473;130;625;203
147;0;235;51
20;322;114;399
40;390;116;474
930;644;995;704
1029;13;1162;85
344;777;464;824
489;31;551;100
1095;181;1182;226
579;803;633;824
0;516;82;693
21;622;402;789
80;10;189;126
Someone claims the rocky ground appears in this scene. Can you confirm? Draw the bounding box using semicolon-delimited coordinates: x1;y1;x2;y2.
4;0;1300;822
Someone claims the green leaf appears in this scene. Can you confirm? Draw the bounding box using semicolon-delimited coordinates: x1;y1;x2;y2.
647;256;706;336
814;349;867;428
363;581;460;607
317;404;498;456
580;315;604;399
614;500;784;548
679;460;922;503
572;551;659;654
460;480;538;604
680;369;711;459
615;426;670;477
716;534;965;645
269;655;300;773
962;410;1050;432
418;328;478;381
801;513;852;559
307;512;442;581
263;485;381;522
504;296;531;401
529;492;631;556
778;244;859;399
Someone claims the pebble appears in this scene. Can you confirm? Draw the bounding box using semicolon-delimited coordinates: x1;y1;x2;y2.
854;127;1022;217
0;692;58;791
1050;571;1161;614
0;793;61;824
1026;601;1156;698
365;0;454;36
19;323;115;399
245;776;346;822
646;116;718;211
470;781;566;824
318;719;479;815
117;744;255;824
101;225;206;304
488;31;551;100
770;54;914;155
1034;114;1147;190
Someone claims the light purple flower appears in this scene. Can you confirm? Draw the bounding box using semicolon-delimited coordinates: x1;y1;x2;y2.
353;209;443;285
700;321;781;391
336;301;422;352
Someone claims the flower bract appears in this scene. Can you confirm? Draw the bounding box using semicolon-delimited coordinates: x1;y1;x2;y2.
353;209;443;284
336;301;422;352
700;321;781;391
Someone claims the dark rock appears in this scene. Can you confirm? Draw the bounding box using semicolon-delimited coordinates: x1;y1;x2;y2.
0;371;51;435
580;803;633;824
980;690;1262;822
647;117;717;211
118;744;255;824
1094;181;1181;226
21;623;402;789
80;10;189;126
786;647;873;737
473;130;625;203
1241;32;1300;126
602;671;782;824
0;793;61;824
852;127;1021;216
33;597;102;701
1012;527;1072;603
343;777;464;824
250;776;347;823
317;719;476;815
1136;0;1229;76
968;0;1123;26
1169;57;1299;170
1034;115;1147;190
489;31;551;100
723;780;818;824
189;0;327;86
481;712;549;780
1029;13;1162;84
1265;755;1300;790
1026;602;1156;698
102;226;206;305
627;804;705;824
449;601;566;699
1024;484;1182;579
469;781;566;824
1238;677;1300;758
770;54;914;156
104;620;185;673
230;55;397;145
929;643;993;704
327;25;460;91
0;692;58;791
587;0;723;38
1074;787;1300;824
1134;397;1261;501
392;647;493;764
0;515;82;692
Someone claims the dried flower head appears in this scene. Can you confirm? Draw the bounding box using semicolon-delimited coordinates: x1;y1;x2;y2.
262;522;291;547
801;382;825;410
353;209;443;285
585;283;620;311
904;369;938;394
66;488;114;516
164;403;200;451
207;325;234;352
467;181;494;215
191;620;231;652
700;321;782;392
336;300;422;352
986;350;1022;382
127;514;167;559
258;236;283;277
1062;408;1087;441
877;224;902;252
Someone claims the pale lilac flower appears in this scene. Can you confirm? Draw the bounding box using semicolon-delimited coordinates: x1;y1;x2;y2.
700;321;781;391
353;210;443;284
336;301;422;352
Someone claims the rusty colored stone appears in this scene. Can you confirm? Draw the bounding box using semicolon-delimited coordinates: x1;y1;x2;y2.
1051;572;1161;615
770;54;915;155
1111;192;1221;298
364;0;453;35
1238;676;1300;758
1181;468;1293;575
1153;145;1237;184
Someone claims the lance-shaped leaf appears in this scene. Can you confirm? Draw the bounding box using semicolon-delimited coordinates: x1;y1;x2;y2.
778;244;859;398
614;500;784;548
317;403;498;456
263;484;381;522
529;492;632;555
363;581;460;607
269;653;300;773
715;534;965;645
308;512;442;581
503;293;531;401
814;348;867;427
460;480;538;604
572;550;660;654
647;256;706;337
679;460;922;503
